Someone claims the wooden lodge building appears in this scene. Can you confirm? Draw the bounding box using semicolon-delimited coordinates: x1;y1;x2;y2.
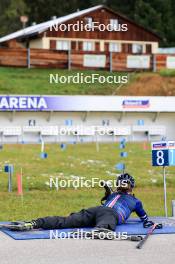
0;5;167;71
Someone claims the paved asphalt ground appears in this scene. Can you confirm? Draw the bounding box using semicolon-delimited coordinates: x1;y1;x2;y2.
0;232;175;264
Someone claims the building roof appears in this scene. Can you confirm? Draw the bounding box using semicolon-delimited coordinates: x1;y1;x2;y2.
0;5;160;44
0;5;102;43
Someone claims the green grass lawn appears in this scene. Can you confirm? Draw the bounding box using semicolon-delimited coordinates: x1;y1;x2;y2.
0;67;130;95
160;69;175;77
1;66;175;95
0;142;174;220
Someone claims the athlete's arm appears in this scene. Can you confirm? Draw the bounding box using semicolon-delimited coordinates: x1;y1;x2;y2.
101;182;113;204
135;200;156;227
135;200;148;222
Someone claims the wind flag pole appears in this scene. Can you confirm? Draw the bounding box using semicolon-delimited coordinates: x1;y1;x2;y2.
163;166;168;217
41;137;45;153
40;135;48;159
95;133;99;152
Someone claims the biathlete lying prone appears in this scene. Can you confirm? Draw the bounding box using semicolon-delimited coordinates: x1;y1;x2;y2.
4;173;162;232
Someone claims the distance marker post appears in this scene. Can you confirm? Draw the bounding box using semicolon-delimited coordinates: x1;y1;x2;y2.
4;164;14;192
163;166;167;217
40;136;48;159
95;133;99;152
151;141;175;217
60;143;67;150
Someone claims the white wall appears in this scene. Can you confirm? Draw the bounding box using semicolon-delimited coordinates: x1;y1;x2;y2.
0;111;174;143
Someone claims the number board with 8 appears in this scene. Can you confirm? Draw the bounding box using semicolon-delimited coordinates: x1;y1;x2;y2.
152;141;175;166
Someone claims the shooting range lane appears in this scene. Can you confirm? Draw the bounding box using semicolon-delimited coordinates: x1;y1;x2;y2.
1;217;175;240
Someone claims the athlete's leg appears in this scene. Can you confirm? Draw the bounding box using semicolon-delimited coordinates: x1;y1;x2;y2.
95;206;117;231
34;207;99;229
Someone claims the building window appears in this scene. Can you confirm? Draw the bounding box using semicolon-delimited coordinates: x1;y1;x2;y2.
65;119;73;126
28;120;36;126
102;120;110;126
146;44;152;53
85;17;93;28
137;120;144;126
110;19;119;30
56;40;70;50
132;44;143;54
109;42;121;52
83;41;95;51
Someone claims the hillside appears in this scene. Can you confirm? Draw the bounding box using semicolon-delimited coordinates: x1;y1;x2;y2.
0;67;175;95
118;71;175;96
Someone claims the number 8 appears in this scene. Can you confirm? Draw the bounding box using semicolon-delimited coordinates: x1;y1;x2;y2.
156;150;164;165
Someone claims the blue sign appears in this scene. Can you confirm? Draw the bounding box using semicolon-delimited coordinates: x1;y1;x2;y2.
169;149;175;166
4;165;10;173
152;141;175;166
152;142;167;150
115;163;125;171
60;143;67;150
122;100;150;109
120;138;126;144
4;164;14;173
119;142;126;149
120;152;128;158
152;149;169;166
40;152;48;159
168;141;175;166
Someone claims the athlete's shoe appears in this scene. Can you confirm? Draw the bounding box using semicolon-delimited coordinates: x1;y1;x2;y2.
1;221;36;231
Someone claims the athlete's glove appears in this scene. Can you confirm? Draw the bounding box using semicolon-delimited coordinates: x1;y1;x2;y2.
143;220;163;229
143;220;154;228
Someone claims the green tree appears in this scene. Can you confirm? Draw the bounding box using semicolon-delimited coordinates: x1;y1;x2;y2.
0;0;28;36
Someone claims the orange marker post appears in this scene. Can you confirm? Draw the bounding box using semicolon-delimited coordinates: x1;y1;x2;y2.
17;172;23;195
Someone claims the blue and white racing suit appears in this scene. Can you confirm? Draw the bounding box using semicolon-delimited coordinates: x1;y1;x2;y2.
103;191;148;224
